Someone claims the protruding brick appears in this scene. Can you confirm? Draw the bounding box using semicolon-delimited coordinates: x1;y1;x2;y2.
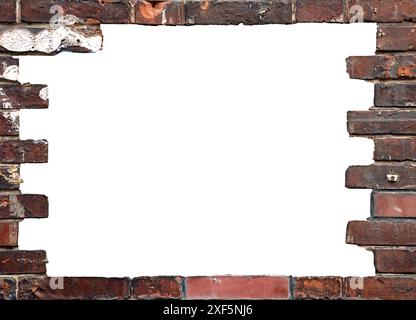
294;277;343;300
0;140;48;163
18;277;129;300
132;277;182;299
296;0;344;23
0;250;47;275
0;84;48;110
0;277;16;300
374;249;416;273
346;164;416;189
0;111;19;136
187;0;293;25
0;57;18;82
347;220;416;246
21;0;131;23
377;24;416;52
0;221;18;247
135;0;186;25
374;137;416;161
0;0;17;23
372;191;416;217
347;0;416;22
375;83;416;107
348;110;416;136
186;276;289;300
0;165;21;190
0;194;48;219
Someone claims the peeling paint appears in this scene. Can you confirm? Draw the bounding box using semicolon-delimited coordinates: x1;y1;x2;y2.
39;87;48;101
2;65;18;81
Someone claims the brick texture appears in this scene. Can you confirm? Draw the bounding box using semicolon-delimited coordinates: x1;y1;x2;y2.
0;140;48;164
0;0;16;23
377;24;416;51
372;191;416;217
293;277;343;299
135;0;186;25
0;250;47;275
0;277;16;300
0;220;18;246
347;0;416;22
0;194;48;219
375;83;416;107
374;249;416;273
132;276;182;299
296;0;344;23
374;137;416;161
0;111;19;136
0;165;21;190
0;84;48;110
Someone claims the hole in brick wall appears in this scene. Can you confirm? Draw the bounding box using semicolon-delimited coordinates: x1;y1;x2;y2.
19;24;375;277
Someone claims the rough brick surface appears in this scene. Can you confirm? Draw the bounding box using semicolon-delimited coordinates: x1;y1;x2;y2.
0;0;16;23
0;277;16;300
374;249;416;273
0;221;18;247
0;165;21;190
377;24;416;51
347;220;416;245
347;0;416;22
0;57;18;81
132;276;182;299
18;277;129;300
0;84;48;110
372;191;416;217
0;194;48;219
0;111;19;136
293;277;343;300
0;250;47;275
297;0;344;22
375;83;416;107
0;140;48;163
374;137;416;161
135;0;186;25
346;164;416;189
186;276;289;300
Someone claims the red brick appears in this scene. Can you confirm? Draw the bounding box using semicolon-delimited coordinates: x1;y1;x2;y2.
0;57;18;82
294;277;343;300
0;250;47;275
186;276;289;300
0;221;18;247
344;276;416;300
0;84;48;110
0;277;16;300
0;0;16;23
374;249;416;273
21;0;131;23
0;140;48;164
372;191;416;217
375;83;416;107
187;0;293;25
18;277;129;300
347;220;416;245
374;137;416;161
0;111;19;136
296;0;344;22
347;0;416;22
346;164;416;189
135;0;186;25
0;194;48;219
348;110;416;136
132;276;182;299
0;165;21;190
377;24;416;51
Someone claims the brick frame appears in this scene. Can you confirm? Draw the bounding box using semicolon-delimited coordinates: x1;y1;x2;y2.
1;0;415;300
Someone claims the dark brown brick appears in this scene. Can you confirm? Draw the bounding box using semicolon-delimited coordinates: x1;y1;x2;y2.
375;83;416;107
0;84;48;109
347;0;416;22
0;111;19;136
0;250;47;275
132;276;182;299
347;220;416;245
18;277;129;300
0;221;18;247
347;54;416;80
186;276;289;300
293;277;343;300
296;0;344;23
374;249;416;273
372;191;416;217
0;194;48;219
0;165;21;190
348;110;416;136
187;0;293;25
135;0;186;25
374;137;416;161
377;24;416;52
0;57;18;82
0;140;48;163
0;277;16;300
21;0;131;23
0;0;16;23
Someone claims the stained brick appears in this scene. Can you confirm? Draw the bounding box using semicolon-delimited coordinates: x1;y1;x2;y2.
186;276;289;300
135;0;186;25
374;249;416;273
18;277;129;300
0;221;18;247
132;276;182;299
374;137;416;161
347;0;416;22
0;165;21;190
0;111;19;136
0;250;47;275
0;277;16;300
0;140;48;164
293;277;343;300
372;191;416;217
377;24;416;52
0;57;18;81
0;0;16;23
375;83;416;107
0;84;48;110
0;194;48;219
187;0;293;25
296;0;344;23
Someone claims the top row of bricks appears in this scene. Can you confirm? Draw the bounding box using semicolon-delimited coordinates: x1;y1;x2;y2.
1;0;416;25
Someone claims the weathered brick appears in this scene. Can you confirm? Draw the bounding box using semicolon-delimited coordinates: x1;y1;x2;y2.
21;0;131;23
0;250;47;275
135;0;186;25
296;0;344;23
0;84;48;110
0;194;48;219
374;137;416;161
132;276;182;299
0;277;16;300
0;57;18;82
377;24;416;51
186;276;289;300
187;0;293;25
0;221;18;247
0;165;21;190
0;0;16;23
375;83;416;107
347;54;416;80
344;276;416;300
372;191;416;217
18;277;129;300
293;277;343;300
347;220;416;245
346;164;416;189
0;111;19;136
374;249;416;273
348;110;416;135
347;0;416;22
0;140;48;163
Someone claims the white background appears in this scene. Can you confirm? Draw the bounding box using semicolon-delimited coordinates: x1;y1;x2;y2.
18;23;375;277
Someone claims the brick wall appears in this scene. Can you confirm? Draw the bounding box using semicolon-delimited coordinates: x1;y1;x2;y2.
1;0;416;300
